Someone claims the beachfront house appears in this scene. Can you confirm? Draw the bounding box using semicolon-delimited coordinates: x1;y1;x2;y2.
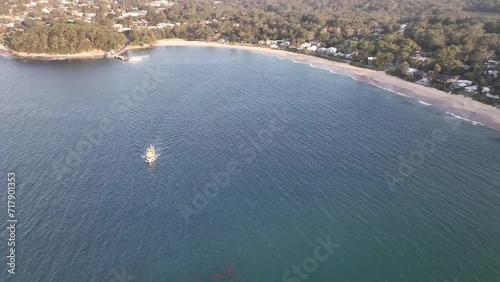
399;23;408;33
345;53;356;60
451;80;473;89
367;57;376;64
307;45;318;52
405;68;420;77
487;60;499;66
486;93;500;100
280;41;291;48
218;36;230;44
436;75;461;84
298;42;311;50
326;47;337;54
482;87;491;94
317;47;327;54
310;40;320;46
486;70;499;78
417;77;431;86
157;23;175;28
465;86;478;93
464;86;490;94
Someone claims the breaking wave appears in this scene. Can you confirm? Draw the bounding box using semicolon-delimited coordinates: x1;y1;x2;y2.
446;112;485;126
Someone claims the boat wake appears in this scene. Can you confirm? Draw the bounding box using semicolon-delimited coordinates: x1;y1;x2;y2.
446;112;485;126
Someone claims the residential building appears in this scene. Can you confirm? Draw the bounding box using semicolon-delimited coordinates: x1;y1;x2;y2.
436;75;461;84
451;80;473;89
405;68;420;76
486;70;499;78
326;47;337;54
464;86;477;93
157;23;175;28
486;93;500;100
307;45;317;52
417;77;431;86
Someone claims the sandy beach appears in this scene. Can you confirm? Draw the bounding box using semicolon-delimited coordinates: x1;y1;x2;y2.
4;39;500;130
130;39;499;131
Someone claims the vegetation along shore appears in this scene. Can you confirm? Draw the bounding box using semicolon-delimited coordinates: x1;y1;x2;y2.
1;0;499;127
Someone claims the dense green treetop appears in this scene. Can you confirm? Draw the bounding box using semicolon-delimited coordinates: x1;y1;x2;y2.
6;23;127;53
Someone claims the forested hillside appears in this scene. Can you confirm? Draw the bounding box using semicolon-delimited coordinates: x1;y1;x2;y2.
5;23;127;54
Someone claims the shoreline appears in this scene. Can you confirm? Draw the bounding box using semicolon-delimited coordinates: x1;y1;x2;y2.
147;40;500;131
3;39;500;131
0;43;105;60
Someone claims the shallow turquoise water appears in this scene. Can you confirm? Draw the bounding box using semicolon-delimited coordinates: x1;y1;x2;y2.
0;47;499;282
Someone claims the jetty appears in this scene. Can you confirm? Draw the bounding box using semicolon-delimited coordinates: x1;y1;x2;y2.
115;54;150;61
105;42;150;61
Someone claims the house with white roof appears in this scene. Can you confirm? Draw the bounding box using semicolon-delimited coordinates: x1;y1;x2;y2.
326;47;337;54
405;68;420;76
298;42;311;50
486;93;499;100
417;77;431;86
307;45;317;52
157;23;175;28
465;86;491;94
399;23;408;33
464;86;477;93
486;70;498;78
451;80;473;89
280;41;290;48
317;47;327;54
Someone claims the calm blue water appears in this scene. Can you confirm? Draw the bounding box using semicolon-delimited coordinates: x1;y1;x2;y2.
1;47;500;282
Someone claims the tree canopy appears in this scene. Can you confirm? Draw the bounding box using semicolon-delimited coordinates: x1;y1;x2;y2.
6;23;126;54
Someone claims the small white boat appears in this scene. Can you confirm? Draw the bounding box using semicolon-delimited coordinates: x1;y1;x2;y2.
145;145;158;163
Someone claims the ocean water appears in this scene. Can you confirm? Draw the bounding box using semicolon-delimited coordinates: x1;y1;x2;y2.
0;47;500;282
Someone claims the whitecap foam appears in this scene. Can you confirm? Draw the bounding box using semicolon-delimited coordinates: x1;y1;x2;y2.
368;82;409;97
419;101;431;106
309;63;331;71
446;112;485;126
343;73;360;81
